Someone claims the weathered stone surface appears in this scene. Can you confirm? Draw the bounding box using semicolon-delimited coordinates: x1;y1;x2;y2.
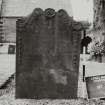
16;8;82;99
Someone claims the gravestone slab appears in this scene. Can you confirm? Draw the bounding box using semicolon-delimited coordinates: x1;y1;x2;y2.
16;8;82;99
86;75;105;99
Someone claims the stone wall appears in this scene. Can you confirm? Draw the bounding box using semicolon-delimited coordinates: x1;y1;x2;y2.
2;17;18;43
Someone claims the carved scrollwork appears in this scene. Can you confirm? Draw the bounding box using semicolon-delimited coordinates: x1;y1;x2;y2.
45;8;56;18
57;9;70;25
72;22;83;31
57;9;68;17
32;8;43;17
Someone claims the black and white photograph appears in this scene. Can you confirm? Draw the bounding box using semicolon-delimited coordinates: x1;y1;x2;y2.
0;0;105;104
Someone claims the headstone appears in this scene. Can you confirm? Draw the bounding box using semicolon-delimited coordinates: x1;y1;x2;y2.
86;75;105;99
16;8;82;99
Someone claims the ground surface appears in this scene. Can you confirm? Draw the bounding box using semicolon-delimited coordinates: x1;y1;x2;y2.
0;54;105;104
0;77;105;105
